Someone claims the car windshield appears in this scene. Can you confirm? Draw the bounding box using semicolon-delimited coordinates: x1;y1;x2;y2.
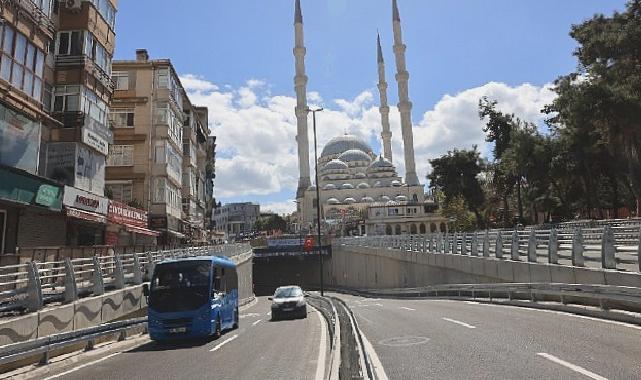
274;287;303;298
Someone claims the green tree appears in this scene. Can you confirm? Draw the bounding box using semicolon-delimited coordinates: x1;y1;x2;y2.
428;147;486;228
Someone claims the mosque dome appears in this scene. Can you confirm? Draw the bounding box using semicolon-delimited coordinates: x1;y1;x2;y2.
357;183;370;189
321;134;373;158
395;195;408;202
327;198;340;205
338;149;372;164
353;172;367;179
341;183;355;189
373;181;383;188
368;155;394;170
323;184;337;190
391;180;402;187
380;195;391;202
344;197;356;204
323;159;348;171
361;196;375;203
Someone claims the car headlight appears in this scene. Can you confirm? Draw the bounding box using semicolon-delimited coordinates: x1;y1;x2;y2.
296;299;306;307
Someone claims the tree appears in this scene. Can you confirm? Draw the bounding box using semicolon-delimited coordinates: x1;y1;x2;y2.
428;147;486;228
255;214;287;233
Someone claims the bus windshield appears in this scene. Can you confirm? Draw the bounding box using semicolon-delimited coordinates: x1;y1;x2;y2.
149;261;211;312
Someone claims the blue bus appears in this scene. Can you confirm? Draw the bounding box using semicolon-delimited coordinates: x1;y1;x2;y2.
143;256;239;341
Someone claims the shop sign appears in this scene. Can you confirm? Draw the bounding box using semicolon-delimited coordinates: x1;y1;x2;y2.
0;166;62;211
36;184;61;208
63;186;108;214
105;231;119;246
107;200;148;228
66;208;106;224
149;215;167;229
82;127;109;155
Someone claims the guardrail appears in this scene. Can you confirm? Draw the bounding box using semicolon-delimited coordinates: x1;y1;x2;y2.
339;224;641;273
0;244;251;314
306;294;340;380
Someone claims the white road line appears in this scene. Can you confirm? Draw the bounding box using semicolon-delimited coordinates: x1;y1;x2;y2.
266;312;271;316
375;303;384;307
209;334;238;352
42;352;122;379
240;312;261;319
312;305;328;380
252;319;262;326
537;353;608;380
442;317;476;329
359;322;389;380
399;306;415;311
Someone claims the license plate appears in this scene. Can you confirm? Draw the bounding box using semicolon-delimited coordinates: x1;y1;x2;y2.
283;308;294;312
169;327;186;333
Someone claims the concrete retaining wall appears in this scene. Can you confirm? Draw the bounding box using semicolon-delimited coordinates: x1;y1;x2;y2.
0;251;254;347
327;245;641;289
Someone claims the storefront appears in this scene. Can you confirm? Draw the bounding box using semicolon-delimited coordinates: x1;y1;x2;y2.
149;214;185;245
0;165;63;257
62;186;108;246
106;200;159;246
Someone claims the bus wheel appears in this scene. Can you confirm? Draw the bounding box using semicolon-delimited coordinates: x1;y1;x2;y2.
233;308;239;329
214;317;222;339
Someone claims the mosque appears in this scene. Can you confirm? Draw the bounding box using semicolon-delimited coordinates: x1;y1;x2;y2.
293;0;447;235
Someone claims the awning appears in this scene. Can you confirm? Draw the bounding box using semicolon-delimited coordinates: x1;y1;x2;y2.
125;225;161;236
66;208;107;224
160;229;186;239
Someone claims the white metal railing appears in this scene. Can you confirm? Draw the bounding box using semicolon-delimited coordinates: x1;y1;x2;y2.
0;244;251;313
339;224;641;273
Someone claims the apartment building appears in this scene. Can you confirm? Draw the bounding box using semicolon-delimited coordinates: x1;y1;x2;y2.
213;202;260;240
107;50;214;245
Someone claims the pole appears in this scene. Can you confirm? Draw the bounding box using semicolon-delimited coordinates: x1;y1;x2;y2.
310;108;324;296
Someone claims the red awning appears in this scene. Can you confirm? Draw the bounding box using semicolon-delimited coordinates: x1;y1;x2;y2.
66;208;107;224
125;225;161;236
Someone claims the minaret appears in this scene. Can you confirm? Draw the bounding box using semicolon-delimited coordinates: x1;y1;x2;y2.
377;33;393;163
392;0;420;185
294;0;311;198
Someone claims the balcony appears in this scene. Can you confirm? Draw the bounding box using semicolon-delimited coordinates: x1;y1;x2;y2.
55;55;115;91
15;0;55;37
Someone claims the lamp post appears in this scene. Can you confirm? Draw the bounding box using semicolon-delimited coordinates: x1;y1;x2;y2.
308;107;324;296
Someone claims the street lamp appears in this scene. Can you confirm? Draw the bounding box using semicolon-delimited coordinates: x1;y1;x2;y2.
308;107;324;296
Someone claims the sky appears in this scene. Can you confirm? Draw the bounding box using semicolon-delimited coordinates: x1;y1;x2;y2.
114;0;628;214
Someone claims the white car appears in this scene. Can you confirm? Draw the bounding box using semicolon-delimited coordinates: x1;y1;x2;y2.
269;286;307;320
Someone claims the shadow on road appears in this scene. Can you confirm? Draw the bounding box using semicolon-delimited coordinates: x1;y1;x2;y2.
126;336;216;352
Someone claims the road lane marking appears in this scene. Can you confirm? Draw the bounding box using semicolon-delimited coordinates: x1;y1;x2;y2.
240;312;261;319
266;312;271;316
537;353;608;380
42;352;122;379
360;327;389;380
252;319;262;326
442;317;476;329
375;303;384;307
210;334;238;352
312;305;327;380
399;306;415;311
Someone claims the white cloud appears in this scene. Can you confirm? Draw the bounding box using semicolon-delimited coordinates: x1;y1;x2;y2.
246;79;266;88
180;74;555;202
261;200;296;215
180;74;219;92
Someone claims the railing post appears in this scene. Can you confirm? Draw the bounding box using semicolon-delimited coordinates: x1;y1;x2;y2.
495;232;503;259
528;230;537;263
444;233;450;254
145;252;155;281
511;230;520;261
114;255;125;289
471;233;478;256
462;234;469;255
638;229;641;273
548;228;558;264
483;231;490;257
132;254;143;285
572;229;585;267
25;262;43;312
63;257;78;303
601;225;617;269
92;256;104;296
452;233;458;254
437;233;443;253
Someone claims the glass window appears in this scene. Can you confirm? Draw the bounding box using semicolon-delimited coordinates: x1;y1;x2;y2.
13;33;26;64
0;54;11;81
113;71;128;90
106;183;133;203
107;145;134;166
110;109;134;127
56;31;70;55
3;26;14;54
35;50;44;77
11;64;23;88
70;31;83;55
156;68;169;89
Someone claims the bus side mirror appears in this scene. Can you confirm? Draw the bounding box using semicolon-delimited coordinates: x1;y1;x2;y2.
142;284;149;296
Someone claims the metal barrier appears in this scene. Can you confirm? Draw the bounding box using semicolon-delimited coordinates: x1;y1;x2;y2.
339;223;641;273
0;244;251;314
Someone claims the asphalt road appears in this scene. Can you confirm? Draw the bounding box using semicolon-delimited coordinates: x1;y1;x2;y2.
334;293;641;380
31;297;325;380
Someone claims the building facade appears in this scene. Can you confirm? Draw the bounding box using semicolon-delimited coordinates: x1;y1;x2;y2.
213;202;260;240
292;0;446;235
107;50;214;245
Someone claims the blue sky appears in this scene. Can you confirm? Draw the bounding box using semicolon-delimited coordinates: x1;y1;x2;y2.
114;0;627;214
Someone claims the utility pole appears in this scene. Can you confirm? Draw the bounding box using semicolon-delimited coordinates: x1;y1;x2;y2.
308;107;324;296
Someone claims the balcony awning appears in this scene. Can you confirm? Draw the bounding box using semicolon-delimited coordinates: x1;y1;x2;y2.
125;225;160;237
66;207;107;224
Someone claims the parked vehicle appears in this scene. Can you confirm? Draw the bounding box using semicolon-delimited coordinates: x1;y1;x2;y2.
143;256;238;341
269;285;307;320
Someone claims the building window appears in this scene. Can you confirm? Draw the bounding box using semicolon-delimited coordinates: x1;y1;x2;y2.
106;183;133;203
110;108;134;127
154;102;182;147
0;25;45;101
55;31;83;56
112;71;129;90
53;85;80;112
90;0;116;29
107;145;133;166
33;0;52;16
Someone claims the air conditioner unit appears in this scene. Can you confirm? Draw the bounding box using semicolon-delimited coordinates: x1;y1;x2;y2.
66;0;82;10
